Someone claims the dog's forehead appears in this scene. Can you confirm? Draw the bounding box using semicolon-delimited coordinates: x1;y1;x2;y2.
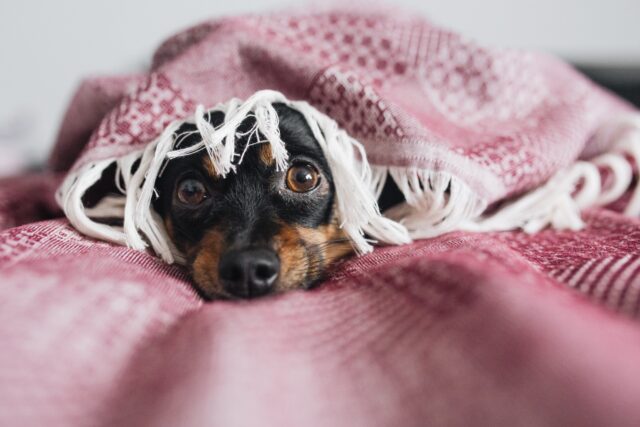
272;103;325;157
170;103;329;177
175;103;323;158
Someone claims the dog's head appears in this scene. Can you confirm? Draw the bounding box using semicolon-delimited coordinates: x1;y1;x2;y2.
154;104;354;299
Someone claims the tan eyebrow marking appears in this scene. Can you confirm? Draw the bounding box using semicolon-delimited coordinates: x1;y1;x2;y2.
202;156;218;178
259;144;275;166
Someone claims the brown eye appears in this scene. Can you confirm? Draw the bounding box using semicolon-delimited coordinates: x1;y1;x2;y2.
177;178;208;205
286;164;320;193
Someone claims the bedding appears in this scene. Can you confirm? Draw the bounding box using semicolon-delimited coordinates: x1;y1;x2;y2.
2;212;640;426
2;8;640;426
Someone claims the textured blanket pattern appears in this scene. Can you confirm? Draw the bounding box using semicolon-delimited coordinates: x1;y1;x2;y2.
2;211;640;426
56;10;633;205
3;8;640;426
54;9;640;263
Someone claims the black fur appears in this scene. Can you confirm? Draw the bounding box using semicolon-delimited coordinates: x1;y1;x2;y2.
154;104;335;253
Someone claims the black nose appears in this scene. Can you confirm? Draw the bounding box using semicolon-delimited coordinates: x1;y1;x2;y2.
218;249;280;298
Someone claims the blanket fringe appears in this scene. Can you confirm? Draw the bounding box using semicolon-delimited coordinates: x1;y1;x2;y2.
57;90;412;264
374;167;487;239
57;92;640;264
358;113;640;238
290;99;411;252
57;159;130;246
461;113;640;233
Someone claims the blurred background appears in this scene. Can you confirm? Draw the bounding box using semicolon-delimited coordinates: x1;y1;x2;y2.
1;0;639;173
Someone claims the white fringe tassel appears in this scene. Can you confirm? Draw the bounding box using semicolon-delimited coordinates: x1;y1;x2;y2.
378;167;487;239
56;90;411;263
462;114;640;233
57;90;640;264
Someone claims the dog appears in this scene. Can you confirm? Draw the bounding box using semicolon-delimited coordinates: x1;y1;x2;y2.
154;103;371;300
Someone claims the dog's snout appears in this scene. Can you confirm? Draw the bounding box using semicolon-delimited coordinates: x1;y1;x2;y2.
219;249;279;298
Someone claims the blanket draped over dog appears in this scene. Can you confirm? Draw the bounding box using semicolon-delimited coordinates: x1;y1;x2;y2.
54;8;640;263
3;9;640;427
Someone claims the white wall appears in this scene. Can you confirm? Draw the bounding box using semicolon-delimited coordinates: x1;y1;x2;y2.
1;0;639;165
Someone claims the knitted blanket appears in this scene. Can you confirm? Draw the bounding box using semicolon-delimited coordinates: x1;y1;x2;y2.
2;8;640;427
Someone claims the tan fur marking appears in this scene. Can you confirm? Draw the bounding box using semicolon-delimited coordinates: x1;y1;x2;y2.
169;197;354;297
314;224;354;264
202;156;217;178
273;214;354;291
298;223;353;265
191;228;226;298
258;144;275;166
272;223;307;291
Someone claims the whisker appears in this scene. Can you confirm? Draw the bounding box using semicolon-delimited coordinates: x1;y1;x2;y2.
305;238;352;250
282;238;354;284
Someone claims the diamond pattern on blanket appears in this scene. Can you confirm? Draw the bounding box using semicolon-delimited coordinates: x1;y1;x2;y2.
309;66;405;141
74;73;195;167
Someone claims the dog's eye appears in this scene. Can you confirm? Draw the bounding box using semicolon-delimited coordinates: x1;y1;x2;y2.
176;178;208;205
286;164;320;193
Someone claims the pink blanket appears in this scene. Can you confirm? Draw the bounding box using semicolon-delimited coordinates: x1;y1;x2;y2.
2;209;640;426
3;8;640;427
54;8;640;261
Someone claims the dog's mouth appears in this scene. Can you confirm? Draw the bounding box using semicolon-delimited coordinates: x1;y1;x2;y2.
188;226;354;300
180;214;355;301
